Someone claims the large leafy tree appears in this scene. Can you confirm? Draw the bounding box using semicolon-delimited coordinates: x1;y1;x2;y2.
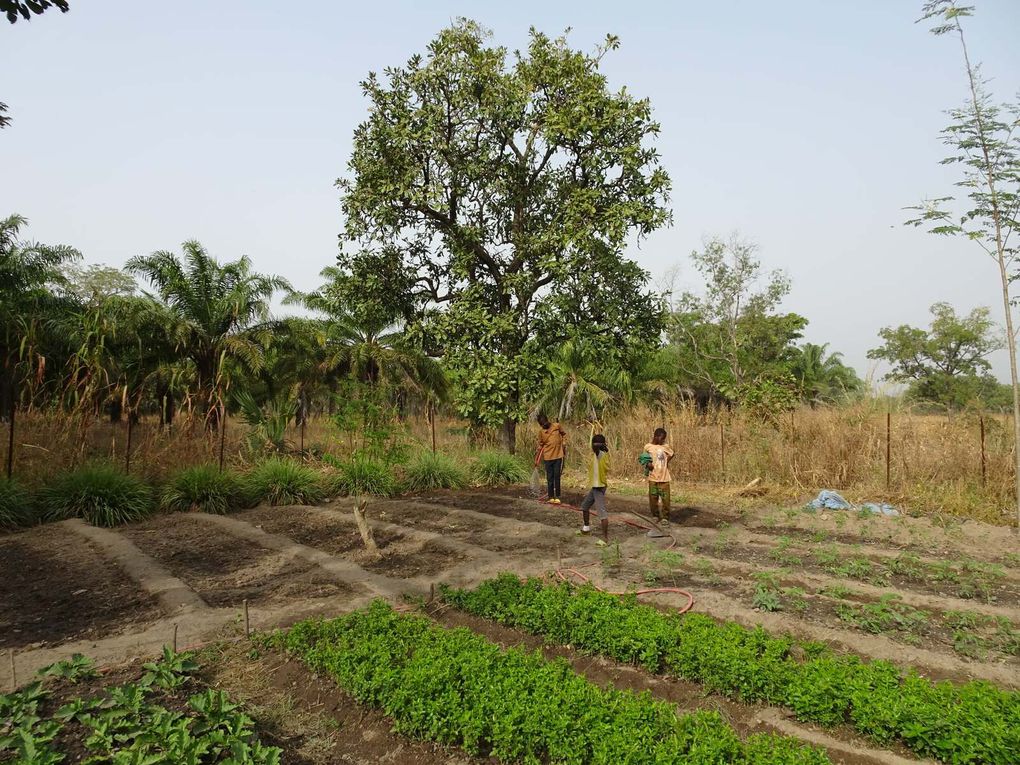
127;241;291;428
868;302;1001;408
908;1;1020;522
334;20;671;452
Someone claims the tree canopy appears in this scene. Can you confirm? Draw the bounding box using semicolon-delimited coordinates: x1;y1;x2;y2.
868;302;1003;408
333;20;671;451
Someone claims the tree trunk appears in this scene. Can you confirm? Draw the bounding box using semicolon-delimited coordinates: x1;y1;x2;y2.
502;418;517;455
159;388;175;428
5;376;15;480
995;254;1020;530
353;499;377;551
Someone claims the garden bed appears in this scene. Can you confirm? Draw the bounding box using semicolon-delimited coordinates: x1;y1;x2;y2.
0;524;161;650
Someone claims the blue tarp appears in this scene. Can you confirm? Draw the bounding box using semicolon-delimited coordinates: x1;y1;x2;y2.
807;490;899;517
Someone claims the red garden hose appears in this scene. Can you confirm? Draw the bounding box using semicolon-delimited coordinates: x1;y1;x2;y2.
534;496;696;615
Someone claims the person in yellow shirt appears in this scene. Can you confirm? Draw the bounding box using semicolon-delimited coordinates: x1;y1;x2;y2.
535;414;567;504
644;427;674;524
580;433;610;542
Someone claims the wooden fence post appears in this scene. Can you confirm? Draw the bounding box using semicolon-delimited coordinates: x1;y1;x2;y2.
885;412;891;491
980;415;987;488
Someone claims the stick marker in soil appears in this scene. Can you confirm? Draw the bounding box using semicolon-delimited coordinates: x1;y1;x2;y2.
243;598;250;637
8;649;15;691
173;623;178;653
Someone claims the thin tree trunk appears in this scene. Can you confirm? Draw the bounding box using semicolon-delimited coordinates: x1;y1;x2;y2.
5;378;14;480
502;418;517;455
954;20;1020;530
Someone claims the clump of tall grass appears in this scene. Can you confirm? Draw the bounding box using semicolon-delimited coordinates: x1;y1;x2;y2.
401;451;468;493
39;464;154;527
324;454;396;497
160;464;250;514
245;457;325;506
0;478;33;530
472;451;528;487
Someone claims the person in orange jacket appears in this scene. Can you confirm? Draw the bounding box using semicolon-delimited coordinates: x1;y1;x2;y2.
535;413;567;504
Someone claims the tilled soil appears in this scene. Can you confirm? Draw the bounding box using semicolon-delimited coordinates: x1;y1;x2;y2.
0;523;160;650
235;505;402;555
121;516;350;609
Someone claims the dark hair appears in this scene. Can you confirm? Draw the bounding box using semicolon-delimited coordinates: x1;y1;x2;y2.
652;427;667;444
537;413;550;428
591;433;608;454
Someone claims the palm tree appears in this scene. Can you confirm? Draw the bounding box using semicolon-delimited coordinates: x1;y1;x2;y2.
127;241;291;428
0;214;80;410
531;340;633;423
293;266;446;398
789;343;863;406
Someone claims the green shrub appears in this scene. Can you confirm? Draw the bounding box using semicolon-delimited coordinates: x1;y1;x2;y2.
324;454;396;497
471;451;528;486
442;575;1020;765
401;451;468;492
245;458;324;506
160;464;250;514
0;478;33;530
39;464;154;527
277;601;830;765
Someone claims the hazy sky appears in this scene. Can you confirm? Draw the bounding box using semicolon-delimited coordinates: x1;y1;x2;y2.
2;1;1019;382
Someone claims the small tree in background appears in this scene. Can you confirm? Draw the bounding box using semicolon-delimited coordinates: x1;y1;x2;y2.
908;2;1020;527
868;302;1002;409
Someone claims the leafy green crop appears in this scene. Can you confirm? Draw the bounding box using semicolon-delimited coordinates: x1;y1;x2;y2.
276;601;830;764
443;574;1020;764
0;648;280;764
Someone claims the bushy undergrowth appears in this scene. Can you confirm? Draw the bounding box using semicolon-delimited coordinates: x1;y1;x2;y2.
38;463;154;527
443;575;1020;765
160;464;250;514
471;451;528;486
0;478;33;530
276;601;830;764
324;454;396;497
401;451;468;492
246;458;324;506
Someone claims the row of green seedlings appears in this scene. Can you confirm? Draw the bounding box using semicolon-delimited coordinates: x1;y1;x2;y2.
751;572;1020;659
0;648;280;764
441;574;1020;765
269;600;831;765
786;537;1007;602
642;547;1019;660
0;449;528;530
697;527;1009;603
